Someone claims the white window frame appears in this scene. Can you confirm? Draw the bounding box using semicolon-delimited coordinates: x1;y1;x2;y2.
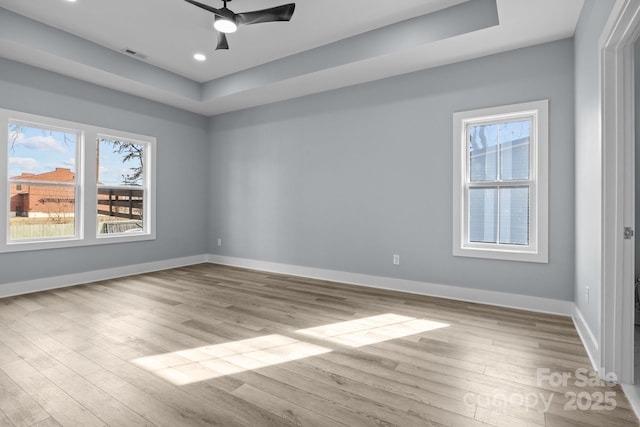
452;100;549;263
0;108;156;253
96;134;154;240
7;118;84;245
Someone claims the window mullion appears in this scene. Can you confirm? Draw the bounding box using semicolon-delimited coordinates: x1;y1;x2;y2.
0;112;7;248
495;124;501;245
468;180;532;188
8;180;76;187
495;184;501;244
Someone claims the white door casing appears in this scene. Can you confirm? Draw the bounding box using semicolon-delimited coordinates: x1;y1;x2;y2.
600;0;640;384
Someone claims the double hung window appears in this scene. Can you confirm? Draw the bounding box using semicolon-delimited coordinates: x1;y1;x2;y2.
452;100;548;263
97;137;148;236
8;121;80;242
0;108;156;252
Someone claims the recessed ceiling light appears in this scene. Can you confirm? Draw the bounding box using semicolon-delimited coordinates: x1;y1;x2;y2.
193;53;207;62
65;0;77;2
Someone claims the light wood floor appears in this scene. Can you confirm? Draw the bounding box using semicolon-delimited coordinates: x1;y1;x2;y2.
0;263;637;427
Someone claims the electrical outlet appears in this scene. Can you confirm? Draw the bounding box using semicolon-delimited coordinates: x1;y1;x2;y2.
586;286;589;304
393;254;400;265
217;238;222;247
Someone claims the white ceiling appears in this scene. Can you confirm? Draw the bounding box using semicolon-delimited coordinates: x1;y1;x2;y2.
0;0;585;116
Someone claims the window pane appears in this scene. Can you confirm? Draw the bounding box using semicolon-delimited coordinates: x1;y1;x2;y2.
469;124;498;182
469;188;497;243
97;138;145;235
8;123;78;241
97;188;144;235
97;139;144;186
498;187;529;245
8;123;77;180
9;184;76;240
499;120;530;181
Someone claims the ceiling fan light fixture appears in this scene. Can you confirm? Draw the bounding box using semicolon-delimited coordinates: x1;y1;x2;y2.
214;16;237;33
184;0;295;49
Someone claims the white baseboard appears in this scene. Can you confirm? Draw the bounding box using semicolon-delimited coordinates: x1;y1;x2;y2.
572;304;601;375
0;251;575;317
621;384;640;420
0;254;208;299
207;254;574;316
0;251;576;318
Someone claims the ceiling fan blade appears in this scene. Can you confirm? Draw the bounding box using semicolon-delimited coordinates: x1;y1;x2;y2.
236;4;295;26
184;0;224;17
216;31;229;50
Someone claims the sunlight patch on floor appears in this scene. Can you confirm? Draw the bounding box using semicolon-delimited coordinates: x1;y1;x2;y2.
131;334;331;385
296;313;449;347
131;314;448;385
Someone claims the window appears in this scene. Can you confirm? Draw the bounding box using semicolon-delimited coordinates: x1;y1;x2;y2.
452;100;548;263
97;137;149;236
8;121;80;242
0;108;156;252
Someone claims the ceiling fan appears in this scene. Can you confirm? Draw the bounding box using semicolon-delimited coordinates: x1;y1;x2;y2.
184;0;296;50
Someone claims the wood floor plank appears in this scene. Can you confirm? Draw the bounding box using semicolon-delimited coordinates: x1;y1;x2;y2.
229;364;431;426
302;353;481;420
29;418;63;427
0;359;105;427
0;340;20;367
0;263;636;427
265;353;479;426
38;363;152;426
84;369;223;427
232;383;350;427
177;378;301;427
0;297;31;318
76;342;287;427
0;369;50;427
0;328;59;373
228;368;401;427
0;409;13;427
13;326;103;378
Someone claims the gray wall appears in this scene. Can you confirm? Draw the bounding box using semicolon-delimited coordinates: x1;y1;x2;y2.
0;58;210;286
209;39;576;301
574;0;616;336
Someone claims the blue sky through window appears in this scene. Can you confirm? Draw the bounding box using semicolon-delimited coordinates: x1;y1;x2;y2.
8;124;76;178
7;124;139;185
98;139;144;186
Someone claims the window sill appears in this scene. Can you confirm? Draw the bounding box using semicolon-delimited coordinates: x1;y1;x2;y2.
1;232;156;253
453;245;548;263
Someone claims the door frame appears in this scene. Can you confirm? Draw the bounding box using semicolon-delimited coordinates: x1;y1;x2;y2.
601;0;640;384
